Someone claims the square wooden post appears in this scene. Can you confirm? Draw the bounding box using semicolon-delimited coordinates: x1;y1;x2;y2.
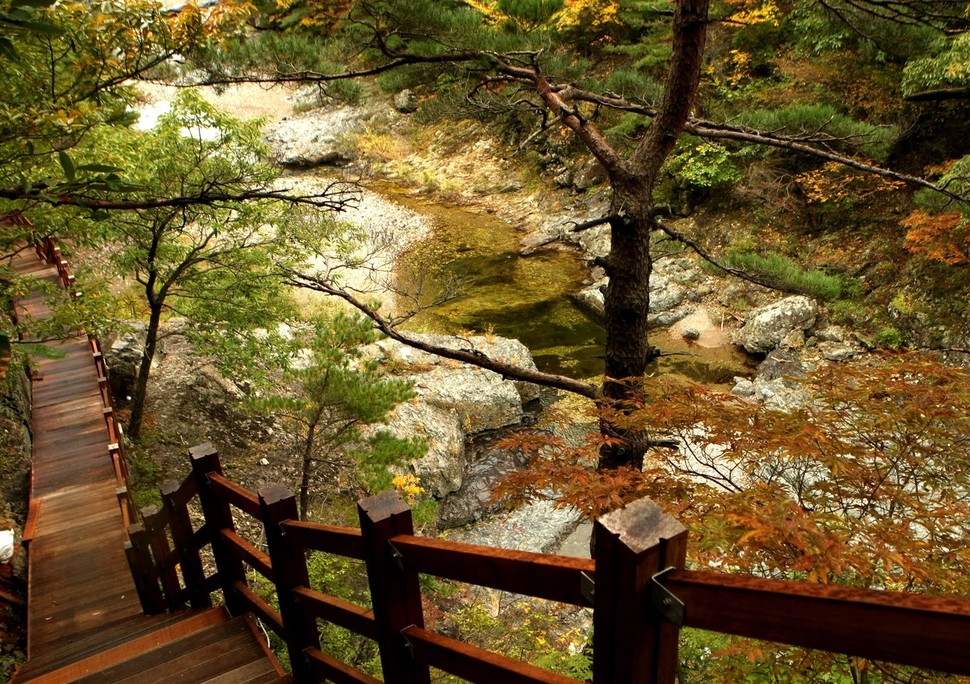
592;497;688;684
358;490;430;684
125;523;165;614
260;484;320;683
140;504;181;602
190;443;246;615
159;478;211;609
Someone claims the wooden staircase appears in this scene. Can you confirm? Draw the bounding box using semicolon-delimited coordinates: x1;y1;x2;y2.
12;607;289;684
8;244;290;683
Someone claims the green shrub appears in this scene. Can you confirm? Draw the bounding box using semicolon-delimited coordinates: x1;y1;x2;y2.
665;138;742;190
873;327;905;349
724;251;850;301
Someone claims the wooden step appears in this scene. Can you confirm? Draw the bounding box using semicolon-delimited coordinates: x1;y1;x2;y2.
69;614;280;684
12;607;234;683
15;607;222;680
13;612;199;681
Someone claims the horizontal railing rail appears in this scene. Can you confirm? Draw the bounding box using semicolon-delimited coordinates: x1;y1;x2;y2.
661;568;970;676
279;519;364;558
389;535;594;607
125;442;970;683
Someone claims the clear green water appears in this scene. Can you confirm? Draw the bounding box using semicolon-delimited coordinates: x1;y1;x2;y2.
386;186;753;385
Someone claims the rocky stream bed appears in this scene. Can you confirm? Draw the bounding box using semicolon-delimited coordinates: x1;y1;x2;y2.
101;83;882;558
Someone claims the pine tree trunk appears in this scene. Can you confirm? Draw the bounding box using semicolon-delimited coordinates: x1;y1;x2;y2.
299;421;317;521
599;210;657;470
595;0;709;469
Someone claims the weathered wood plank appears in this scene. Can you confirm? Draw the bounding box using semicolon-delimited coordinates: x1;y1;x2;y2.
402;626;581;684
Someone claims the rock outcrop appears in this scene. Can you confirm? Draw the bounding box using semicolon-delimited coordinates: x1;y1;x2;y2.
735;296;819;354
263;107;371;168
363;334;546;498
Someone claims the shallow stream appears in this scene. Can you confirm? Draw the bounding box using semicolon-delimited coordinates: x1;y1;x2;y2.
383;186;754;386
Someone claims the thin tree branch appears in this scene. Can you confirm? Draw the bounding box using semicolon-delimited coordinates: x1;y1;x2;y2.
655;219;804;294
0;184;358;211
903;86;970;102
285;271;602;400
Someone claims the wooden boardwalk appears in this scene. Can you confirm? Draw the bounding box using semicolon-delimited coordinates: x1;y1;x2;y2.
7;247;288;683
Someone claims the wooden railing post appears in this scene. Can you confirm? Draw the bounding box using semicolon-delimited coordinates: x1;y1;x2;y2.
358;490;430;684
140;504;182;603
592;497;688;684
260;484;320;683
159;478;211;609
125;523;165;614
190;443;246;615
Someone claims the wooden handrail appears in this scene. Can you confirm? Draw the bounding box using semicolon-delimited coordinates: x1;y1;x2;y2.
304;647;382;684
279;519;364;559
662;568;970;676
233;579;285;637
208;472;261;518
133;446;970;683
291;586;377;639
390;534;594;607
401;626;582;684
220;528;273;581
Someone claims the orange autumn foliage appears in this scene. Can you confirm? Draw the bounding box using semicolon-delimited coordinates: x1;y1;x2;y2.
499;355;970;595
497;355;970;679
903;209;970;265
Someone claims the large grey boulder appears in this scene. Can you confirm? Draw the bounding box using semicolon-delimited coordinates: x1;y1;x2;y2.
736;296;819;354
393;89;419;114
573;271;688;325
361;334;544;497
144;331;275;461
731;348;811;411
445;498;581;554
731;375;809;411
368;333;544;406
573;158;607;190
437;445;530;527
380;402;466;498
573;281;605;320
263;107;368;168
105;324;147;402
414;365;523;433
650;274;687;312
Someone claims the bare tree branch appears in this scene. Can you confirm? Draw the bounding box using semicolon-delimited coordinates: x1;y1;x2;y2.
0;183;359;211
655;219;804;294
285;271;602;400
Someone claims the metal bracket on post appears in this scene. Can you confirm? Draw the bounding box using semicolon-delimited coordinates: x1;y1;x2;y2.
401;626;416;658
388;540;404;571
650;567;685;626
580;571;595;605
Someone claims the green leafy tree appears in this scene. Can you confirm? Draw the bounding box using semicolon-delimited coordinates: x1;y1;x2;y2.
248;311;425;519
90;91;325;439
0;0;348;379
0;0;251;213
